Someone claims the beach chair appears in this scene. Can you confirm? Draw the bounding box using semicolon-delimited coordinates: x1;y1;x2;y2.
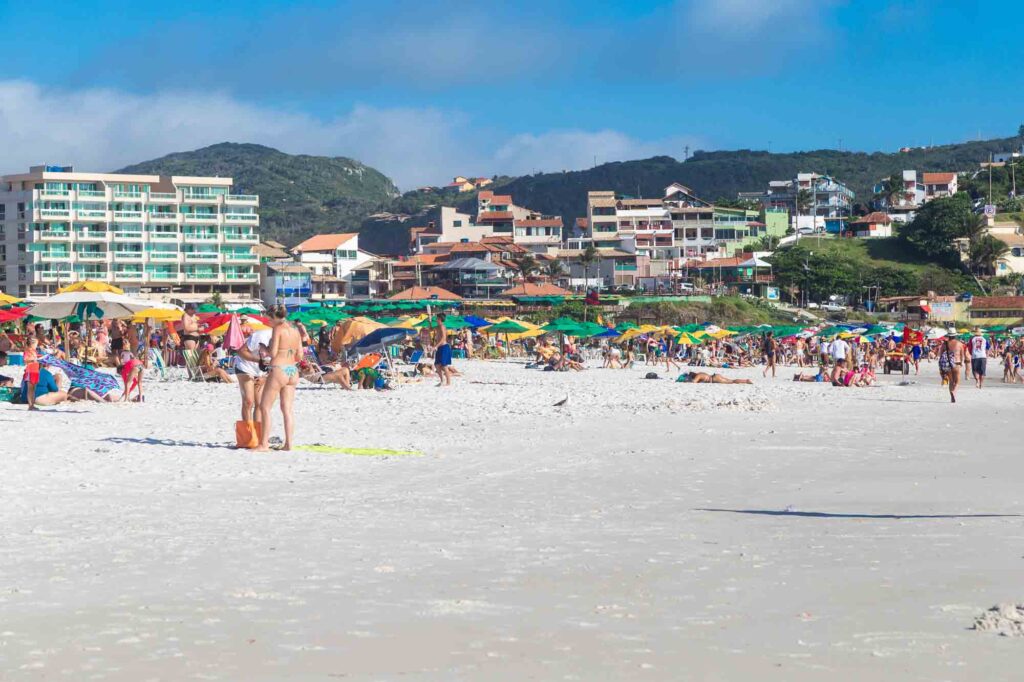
146;347;168;381
301;347;327;385
182;349;207;382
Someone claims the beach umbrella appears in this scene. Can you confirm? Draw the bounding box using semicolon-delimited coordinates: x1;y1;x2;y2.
131;301;185;323
30;291;153;320
615;321;639;332
196;303;222;313
0;291;23;306
206;315;271;337
463;315;492;328
483;320;530;334
58;280;123;295
1011;327;1024;336
355;327;417;349
223;315;246;351
0;307;29;323
676;331;699;345
233;306;263;315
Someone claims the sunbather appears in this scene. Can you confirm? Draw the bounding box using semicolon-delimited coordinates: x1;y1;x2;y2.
677;371;753;385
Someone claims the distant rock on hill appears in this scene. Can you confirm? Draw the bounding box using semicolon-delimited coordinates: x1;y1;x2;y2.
116;142;400;250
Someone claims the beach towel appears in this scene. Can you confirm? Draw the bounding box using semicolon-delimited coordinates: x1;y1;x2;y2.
296;445;422;457
38;355;120;396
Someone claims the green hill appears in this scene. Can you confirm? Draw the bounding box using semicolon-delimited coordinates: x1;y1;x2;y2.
116;143;400;248
492;134;1023;230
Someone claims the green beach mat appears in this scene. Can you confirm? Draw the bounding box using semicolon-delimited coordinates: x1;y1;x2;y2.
297;445;423;457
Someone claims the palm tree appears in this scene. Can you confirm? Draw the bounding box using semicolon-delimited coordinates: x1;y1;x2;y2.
969;235;1010;277
962;212;987;246
579;244;599;289
795;188;813;218
755;235;780;251
511;254;539;283
542;259;565;283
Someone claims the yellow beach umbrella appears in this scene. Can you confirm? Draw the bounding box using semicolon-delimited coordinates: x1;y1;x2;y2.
58;280;124;295
689;330;708;339
676;332;698;345
0;291;23;306
132;307;184;323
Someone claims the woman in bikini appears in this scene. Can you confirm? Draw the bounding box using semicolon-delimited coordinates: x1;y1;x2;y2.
255;306;301;451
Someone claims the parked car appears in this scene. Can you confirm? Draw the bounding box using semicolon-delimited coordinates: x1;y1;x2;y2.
821;303;847;313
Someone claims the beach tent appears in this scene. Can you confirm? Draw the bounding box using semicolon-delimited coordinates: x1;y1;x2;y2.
332;316;385;349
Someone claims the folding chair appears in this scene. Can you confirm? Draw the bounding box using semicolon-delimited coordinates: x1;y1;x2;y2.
181;349;208;382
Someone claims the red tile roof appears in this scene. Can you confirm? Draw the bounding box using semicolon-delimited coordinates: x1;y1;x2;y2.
851;211;893;225
970;296;1024;310
923;172;956;185
388;285;462;301
499;282;573;297
293;233;358;252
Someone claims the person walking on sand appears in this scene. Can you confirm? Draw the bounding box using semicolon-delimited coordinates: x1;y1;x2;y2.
762;331;778;378
433;313;453;387
968;328;989;389
939;335;968;403
255;306;301;452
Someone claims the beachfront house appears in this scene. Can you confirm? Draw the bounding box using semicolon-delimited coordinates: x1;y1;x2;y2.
922;172;959;201
0;165;260;301
849;212;894;238
740;172;854;233
292;232;377;299
968;296;1024;324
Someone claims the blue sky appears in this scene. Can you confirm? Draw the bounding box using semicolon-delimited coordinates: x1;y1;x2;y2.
1;0;1022;188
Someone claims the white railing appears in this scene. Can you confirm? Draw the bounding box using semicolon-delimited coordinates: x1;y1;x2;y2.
75;252;109;262
148;251;180;262
223;213;258;222
40;209;71;218
183;213;219;222
223;233;258;242
148;192;178;201
113;252;144;262
76;210;108;219
149;232;179;241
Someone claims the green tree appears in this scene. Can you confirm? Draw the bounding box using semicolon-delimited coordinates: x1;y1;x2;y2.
875;172;904;208
755;234;780;251
543;259;565;281
900;193;973;264
969;235;1010;277
511;254;539;282
796;189;813;218
206;291;225;310
579;244;600;286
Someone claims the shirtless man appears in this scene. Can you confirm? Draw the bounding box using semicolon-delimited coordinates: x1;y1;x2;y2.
433;313;453;387
762;331;778;378
939;335;968;403
180;304;200;351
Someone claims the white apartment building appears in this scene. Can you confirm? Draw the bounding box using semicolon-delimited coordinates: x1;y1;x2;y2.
0;165;259;299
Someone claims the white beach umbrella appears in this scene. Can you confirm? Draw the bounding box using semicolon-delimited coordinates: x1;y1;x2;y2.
30;291;156;320
925;328;947;340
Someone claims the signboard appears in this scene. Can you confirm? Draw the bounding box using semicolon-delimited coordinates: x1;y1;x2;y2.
766;286;780;301
984;204;997;218
929;301;954;321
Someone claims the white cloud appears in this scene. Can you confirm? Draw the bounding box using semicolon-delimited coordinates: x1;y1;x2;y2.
0;80;694;190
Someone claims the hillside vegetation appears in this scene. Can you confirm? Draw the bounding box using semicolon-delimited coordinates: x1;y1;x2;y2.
117;143;399;247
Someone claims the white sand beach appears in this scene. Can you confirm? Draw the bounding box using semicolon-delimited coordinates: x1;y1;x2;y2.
2;359;1023;680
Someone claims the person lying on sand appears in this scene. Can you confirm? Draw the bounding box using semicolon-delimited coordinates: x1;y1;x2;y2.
677;371;753;385
793;369;827;383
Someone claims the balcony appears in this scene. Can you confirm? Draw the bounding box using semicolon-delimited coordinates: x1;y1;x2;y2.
223;232;258;243
148;251;180;263
225;271;258;282
183;232;219;244
75;251;109;263
76;229;109;242
148;192;179;202
113;211;144;220
182;193;221;204
113;251;144;263
76;209;109;221
182;213;220;224
112;232;143;242
225;194;259;205
224;252;259;263
149;231;180;242
38;230;71;241
112;191;143;199
78;190;107;199
40;253;73;263
185;271;221;281
39;208;71;220
112;270;145;281
184;252;221;263
223;213;258;223
40;188;70;198
148;270;181;282
148;212;180;223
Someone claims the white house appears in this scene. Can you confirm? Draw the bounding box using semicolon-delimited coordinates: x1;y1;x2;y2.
292;232;376;297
